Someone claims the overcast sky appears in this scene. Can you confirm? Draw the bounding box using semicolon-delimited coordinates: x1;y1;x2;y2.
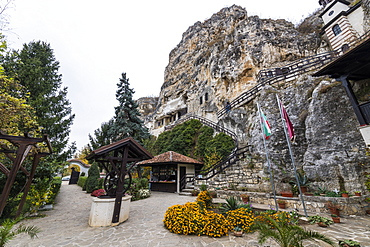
5;0;320;153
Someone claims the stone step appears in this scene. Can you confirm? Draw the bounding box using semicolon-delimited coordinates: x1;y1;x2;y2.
179;191;192;196
182;188;194;192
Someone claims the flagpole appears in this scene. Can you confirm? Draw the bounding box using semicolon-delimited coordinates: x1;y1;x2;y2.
257;102;278;211
276;95;308;217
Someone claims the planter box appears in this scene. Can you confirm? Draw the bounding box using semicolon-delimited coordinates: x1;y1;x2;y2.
89;196;132;227
280;192;293;197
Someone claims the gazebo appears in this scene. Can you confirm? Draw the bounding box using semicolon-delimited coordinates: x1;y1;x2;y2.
138;151;203;193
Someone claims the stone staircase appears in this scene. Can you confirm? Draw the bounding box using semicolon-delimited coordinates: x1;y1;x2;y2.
179;184;194;196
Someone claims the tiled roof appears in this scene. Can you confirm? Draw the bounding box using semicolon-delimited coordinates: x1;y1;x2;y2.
67;159;91;168
86;137;153;160
137;151;203;165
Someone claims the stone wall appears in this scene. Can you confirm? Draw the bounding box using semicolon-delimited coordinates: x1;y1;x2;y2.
214;190;369;216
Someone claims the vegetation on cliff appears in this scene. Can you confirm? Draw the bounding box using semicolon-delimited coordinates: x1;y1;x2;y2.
144;119;235;167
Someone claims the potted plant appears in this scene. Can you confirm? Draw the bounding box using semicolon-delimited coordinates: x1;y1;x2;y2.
354;191;361;196
317;186;328;196
191;189;199;196
339;239;361;247
209;190;217;198
325;201;341;216
233;225;243;237
240;194;249;203
277;200;287;209
308;215;334;227
296;173;309;193
341;191;349;197
331;214;340;223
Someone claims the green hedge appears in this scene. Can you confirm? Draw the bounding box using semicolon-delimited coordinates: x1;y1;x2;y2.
77;176;87;189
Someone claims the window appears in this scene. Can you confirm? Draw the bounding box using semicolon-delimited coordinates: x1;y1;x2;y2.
200;96;203;105
332;24;342;36
205;92;209;101
328;10;334;16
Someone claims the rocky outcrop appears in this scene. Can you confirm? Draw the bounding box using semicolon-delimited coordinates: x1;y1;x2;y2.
363;0;370;31
150;5;323;127
143;5;370;193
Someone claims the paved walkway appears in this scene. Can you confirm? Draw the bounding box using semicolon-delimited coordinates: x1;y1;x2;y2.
9;182;370;247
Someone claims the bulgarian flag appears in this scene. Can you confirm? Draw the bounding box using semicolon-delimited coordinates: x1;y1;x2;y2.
260;109;272;140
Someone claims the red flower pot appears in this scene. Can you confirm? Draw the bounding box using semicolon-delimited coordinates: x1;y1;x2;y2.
280;192;293;197
332;217;340;223
300;186;308;193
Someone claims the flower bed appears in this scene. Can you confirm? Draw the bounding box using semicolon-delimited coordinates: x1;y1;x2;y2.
163;191;256;237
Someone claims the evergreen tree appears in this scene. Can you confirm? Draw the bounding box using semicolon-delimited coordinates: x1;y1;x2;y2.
108;73;149;142
88;119;114;150
2;41;75;163
85;163;100;193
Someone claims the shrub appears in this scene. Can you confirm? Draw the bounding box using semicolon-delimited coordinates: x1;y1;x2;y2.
47;177;62;204
196;190;212;208
163;202;231;237
85;164;100;193
77;176;87;189
226;207;255;233
126;178;150;201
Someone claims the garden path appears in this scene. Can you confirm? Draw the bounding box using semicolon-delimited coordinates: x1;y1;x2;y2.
9;181;370;246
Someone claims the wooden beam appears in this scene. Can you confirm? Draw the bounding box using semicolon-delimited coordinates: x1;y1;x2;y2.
0;163;9;176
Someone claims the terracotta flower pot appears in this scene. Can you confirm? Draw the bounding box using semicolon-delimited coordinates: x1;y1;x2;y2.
329;208;340;216
342;193;349;198
233;231;243;237
300;186;308;193
318;222;328;227
332;216;340;223
280;192;293;197
278;203;286;209
354;192;361;196
240;194;249;203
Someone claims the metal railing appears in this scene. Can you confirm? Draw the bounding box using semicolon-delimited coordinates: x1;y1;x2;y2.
217;30;370;118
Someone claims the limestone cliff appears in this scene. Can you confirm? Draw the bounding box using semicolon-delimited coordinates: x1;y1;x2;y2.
142;4;370;192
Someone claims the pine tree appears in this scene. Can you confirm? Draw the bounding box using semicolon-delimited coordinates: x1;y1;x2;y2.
108;73;149;142
2;41;75;163
88;119;114;150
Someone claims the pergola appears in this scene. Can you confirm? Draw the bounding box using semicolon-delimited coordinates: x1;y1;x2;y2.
86;137;152;224
0;133;52;217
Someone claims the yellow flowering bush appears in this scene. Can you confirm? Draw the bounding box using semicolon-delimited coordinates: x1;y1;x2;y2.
200;210;231;237
255;211;293;228
164;202;205;235
196;190;212;208
163;201;231;237
226;208;255;233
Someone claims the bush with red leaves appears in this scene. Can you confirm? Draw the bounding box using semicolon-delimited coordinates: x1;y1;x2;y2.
91;189;106;197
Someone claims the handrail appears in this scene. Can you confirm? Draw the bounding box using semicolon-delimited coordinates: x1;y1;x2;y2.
186;145;250;183
217;31;370;118
217;51;337;118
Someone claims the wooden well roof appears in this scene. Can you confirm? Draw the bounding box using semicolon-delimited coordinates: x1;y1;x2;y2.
86;137;153;162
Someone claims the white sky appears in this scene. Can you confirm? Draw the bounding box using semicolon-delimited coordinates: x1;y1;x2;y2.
4;0;320;152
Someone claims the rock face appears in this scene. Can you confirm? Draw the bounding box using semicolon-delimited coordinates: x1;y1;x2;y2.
142;4;370;193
